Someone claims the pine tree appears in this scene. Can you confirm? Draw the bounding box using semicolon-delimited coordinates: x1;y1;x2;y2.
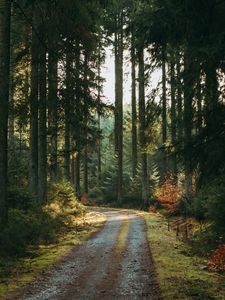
0;0;11;224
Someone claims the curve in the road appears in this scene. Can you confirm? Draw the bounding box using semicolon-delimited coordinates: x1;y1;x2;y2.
14;208;162;300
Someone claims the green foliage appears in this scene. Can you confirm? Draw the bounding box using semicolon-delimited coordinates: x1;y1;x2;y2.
101;157;118;202
8;186;35;210
46;181;86;224
190;173;225;237
189;191;206;223
0;208;61;256
0;181;85;256
88;186;103;199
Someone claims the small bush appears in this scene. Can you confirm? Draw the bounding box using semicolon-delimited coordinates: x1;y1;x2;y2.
46;181;86;226
154;179;182;215
207;244;225;272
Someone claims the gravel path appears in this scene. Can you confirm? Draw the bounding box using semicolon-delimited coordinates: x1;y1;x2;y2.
14;208;162;300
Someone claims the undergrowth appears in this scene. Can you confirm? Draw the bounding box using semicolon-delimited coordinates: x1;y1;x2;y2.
0;181;85;257
0;181;106;299
144;212;225;300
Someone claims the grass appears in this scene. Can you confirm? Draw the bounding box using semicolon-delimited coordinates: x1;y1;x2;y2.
144;212;225;300
116;219;130;252
0;210;106;299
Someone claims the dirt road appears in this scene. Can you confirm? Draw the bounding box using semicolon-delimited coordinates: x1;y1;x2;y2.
15;208;161;300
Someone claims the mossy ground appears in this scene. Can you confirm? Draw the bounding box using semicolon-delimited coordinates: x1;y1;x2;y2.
144;212;225;299
0;211;106;299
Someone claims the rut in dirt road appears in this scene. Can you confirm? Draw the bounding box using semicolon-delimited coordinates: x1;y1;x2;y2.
15;208;162;300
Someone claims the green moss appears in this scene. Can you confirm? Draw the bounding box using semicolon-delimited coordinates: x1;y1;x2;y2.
144;213;225;300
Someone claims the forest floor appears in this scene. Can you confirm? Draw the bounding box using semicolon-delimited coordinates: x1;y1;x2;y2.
8;208;161;300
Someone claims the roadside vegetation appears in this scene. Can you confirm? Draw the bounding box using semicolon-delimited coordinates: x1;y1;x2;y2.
145;212;225;300
0;182;105;299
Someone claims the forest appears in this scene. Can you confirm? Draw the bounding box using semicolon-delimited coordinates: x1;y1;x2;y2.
0;0;225;299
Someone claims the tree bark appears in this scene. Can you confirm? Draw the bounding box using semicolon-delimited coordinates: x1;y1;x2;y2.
8;25;15;153
183;49;194;199
170;51;178;183
117;12;123;203
131;30;138;178
205;61;218;133
29;6;39;198
97;45;101;187
75;153;81;198
83;54;88;194
138;47;148;207
196;75;202;133
114;29;119;154
48;14;58;181
162;46;167;180
38;20;47;203
176;50;183;143
74;43;81;198
64;46;72;181
0;0;11;224
83;144;88;193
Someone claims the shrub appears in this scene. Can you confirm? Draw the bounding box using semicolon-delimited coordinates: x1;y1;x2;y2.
207;244;225;272
189;190;207;223
46;181;86;226
0;181;86;256
0;208;60;256
154;179;182;215
191;174;225;236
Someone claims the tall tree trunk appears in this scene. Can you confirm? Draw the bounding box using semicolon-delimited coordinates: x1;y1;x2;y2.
83;54;88;194
75;153;80;198
138;47;148;207
74;43;81;198
29;6;39;198
196;75;202;133
176;50;183;143
117;12;123;203
205;61;218;133
97;111;101;186
131;30;138;178
64;47;71;181
48;27;58;181
38;22;47;203
83;144;88;193
183;49;194;199
0;0;11;224
8;73;15;153
162;46;167;180
170;51;178;183
8;26;15;153
97;45;101;187
114;30;119;153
